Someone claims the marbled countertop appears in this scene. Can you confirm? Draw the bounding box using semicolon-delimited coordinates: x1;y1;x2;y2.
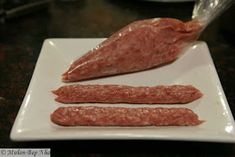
0;0;235;156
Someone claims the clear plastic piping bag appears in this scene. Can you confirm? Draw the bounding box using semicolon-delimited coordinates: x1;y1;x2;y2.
192;0;232;29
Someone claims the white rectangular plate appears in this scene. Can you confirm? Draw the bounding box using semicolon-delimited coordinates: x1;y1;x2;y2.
10;39;235;142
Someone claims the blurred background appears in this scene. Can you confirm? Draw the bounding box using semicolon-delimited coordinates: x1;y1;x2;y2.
0;0;234;39
0;0;234;37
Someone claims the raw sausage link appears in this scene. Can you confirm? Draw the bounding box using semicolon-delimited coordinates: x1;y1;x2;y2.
53;84;202;104
51;106;203;126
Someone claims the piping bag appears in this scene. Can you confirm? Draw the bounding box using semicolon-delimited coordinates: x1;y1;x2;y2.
62;0;232;82
192;0;232;31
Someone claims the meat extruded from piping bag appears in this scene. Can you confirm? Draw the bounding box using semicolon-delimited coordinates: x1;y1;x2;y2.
51;106;203;126
62;18;202;82
53;84;202;104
